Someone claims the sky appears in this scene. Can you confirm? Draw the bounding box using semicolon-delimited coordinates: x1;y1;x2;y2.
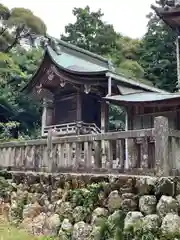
1;0;156;39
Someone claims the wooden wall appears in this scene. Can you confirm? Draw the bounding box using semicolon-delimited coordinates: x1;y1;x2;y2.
81;94;101;128
128;106;180;130
54;92;102;127
54;93;77;124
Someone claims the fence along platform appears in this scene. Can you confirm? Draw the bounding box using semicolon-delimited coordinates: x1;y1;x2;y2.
0;116;178;177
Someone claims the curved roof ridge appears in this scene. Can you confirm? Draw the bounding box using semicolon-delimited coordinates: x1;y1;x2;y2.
46;46;108;75
51;38;114;70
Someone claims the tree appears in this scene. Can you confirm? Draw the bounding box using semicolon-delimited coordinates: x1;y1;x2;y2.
0;3;47;53
61;6;118;56
137;3;177;92
61;6;148;130
0;46;42;139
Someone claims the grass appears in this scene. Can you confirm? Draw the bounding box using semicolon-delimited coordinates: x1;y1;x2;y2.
0;217;55;240
0;222;36;240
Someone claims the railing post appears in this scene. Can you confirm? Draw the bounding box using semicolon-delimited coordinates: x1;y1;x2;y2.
154;116;170;176
47;129;53;172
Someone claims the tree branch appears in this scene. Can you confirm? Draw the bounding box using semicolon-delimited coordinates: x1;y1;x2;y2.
3;25;25;53
4;36;19;53
0;27;7;36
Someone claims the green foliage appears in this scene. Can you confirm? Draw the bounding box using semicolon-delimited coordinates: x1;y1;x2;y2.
109;105;125;131
94;215;180;240
61;6;118;56
0;3;47;52
0;121;19;141
0;45;42;139
69;183;105;217
0;176;12;198
11;200;26;225
61;6;145;81
137;4;177;92
90;210;126;240
123;220;180;240
119;60;144;79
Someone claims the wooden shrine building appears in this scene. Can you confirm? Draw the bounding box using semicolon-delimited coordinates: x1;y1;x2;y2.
23;39;165;137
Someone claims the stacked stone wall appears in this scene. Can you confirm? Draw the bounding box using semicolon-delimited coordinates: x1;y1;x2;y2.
0;172;180;239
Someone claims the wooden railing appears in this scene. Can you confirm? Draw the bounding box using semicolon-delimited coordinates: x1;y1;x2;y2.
0;116;178;176
43;121;101;136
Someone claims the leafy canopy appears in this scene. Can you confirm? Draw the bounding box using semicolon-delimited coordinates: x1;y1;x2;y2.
137;2;177;92
61;6;118;56
0;3;47;52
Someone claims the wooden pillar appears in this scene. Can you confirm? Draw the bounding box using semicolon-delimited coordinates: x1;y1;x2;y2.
101;101;109;168
101;101;108;133
125;110;129;169
126;106;140;169
154;116;170;176
41;98;54;136
41;98;47;136
46;100;54;126
125;106;132;169
108;76;112;96
76;93;82;135
76;93;82;122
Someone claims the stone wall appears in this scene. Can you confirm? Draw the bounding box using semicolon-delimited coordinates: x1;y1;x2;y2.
1;172;180;239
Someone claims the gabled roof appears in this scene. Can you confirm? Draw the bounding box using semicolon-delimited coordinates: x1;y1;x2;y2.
53;39;114;70
47;46;110;73
23;39;168;94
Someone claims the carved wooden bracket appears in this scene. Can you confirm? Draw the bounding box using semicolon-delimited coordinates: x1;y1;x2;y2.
47;68;55;81
36;83;42;94
84;84;91;94
60;79;66;87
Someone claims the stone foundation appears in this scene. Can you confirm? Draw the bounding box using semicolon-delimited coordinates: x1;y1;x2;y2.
1;171;180;239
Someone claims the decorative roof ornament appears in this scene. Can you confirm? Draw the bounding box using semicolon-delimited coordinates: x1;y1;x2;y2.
41;36;62;55
47;37;62;55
